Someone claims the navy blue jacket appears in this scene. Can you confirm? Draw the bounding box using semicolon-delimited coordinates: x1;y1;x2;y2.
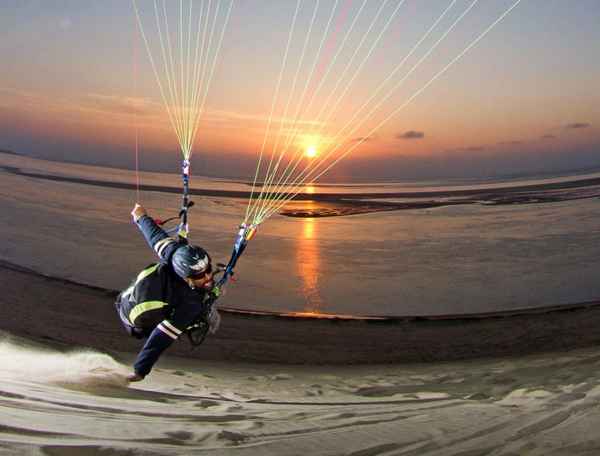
130;215;216;378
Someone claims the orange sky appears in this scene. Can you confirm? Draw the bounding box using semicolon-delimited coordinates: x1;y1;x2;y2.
1;1;599;182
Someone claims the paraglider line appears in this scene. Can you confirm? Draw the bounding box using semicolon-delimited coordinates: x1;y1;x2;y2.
134;0;141;203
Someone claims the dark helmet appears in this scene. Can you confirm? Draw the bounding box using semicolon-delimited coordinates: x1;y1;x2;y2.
172;245;211;279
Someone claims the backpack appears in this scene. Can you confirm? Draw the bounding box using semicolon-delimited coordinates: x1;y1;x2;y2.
115;262;220;347
115;263;170;339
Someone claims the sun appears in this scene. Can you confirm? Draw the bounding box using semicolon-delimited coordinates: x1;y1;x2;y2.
306;146;317;158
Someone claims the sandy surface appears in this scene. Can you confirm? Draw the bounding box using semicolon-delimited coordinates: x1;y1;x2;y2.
2;259;600;455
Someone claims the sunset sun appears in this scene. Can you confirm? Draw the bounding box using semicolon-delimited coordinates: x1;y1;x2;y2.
306;146;317;158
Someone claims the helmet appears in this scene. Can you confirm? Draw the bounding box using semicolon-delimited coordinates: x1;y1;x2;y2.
171;245;211;279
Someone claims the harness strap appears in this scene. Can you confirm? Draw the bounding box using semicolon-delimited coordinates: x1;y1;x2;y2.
187;322;209;349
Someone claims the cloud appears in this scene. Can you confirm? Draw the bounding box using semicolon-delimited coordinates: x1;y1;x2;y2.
397;130;425;139
0;85;48;111
468;145;487;152
0;85;144;120
80;93;139;116
351;134;378;143
446;145;487;153
541;134;555;139
565;122;591;129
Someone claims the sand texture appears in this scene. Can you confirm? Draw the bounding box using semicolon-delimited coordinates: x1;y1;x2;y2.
2;260;600;455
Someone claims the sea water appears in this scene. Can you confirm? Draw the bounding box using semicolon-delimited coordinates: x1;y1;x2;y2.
235;195;600;316
1;153;599;317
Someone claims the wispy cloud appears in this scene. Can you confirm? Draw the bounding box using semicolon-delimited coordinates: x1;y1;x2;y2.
446;145;487;153
0;85;49;111
351;134;378;143
0;85;144;119
78;93;139;116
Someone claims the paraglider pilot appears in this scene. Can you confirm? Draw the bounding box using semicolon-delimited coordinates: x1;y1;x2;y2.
115;204;220;382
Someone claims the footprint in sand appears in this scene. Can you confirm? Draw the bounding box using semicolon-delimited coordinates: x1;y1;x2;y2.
269;374;293;381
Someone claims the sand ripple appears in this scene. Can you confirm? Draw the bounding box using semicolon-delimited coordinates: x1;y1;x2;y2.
2;340;600;455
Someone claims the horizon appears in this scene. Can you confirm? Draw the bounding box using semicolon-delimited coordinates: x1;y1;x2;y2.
4;147;600;189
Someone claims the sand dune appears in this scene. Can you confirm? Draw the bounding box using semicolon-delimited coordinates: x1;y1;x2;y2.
2;260;600;454
2;334;600;455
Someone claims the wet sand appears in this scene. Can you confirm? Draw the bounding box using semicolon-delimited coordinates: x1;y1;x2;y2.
3;258;600;365
3;158;600;218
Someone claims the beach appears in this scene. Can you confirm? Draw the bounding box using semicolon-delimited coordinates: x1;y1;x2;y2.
2;152;600;454
3;259;600;454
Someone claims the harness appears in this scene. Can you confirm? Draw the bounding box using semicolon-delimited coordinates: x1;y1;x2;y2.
116;261;220;349
121;203;257;349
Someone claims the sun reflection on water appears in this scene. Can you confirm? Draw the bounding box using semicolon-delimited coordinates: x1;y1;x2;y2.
295;212;323;315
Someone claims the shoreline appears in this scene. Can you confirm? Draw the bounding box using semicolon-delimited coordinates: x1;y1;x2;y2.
3;258;598;322
3;162;600;218
3;258;600;365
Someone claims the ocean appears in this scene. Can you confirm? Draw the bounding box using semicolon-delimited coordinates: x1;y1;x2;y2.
1;151;600;317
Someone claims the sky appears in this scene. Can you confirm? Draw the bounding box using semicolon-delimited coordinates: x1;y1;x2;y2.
1;1;599;183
